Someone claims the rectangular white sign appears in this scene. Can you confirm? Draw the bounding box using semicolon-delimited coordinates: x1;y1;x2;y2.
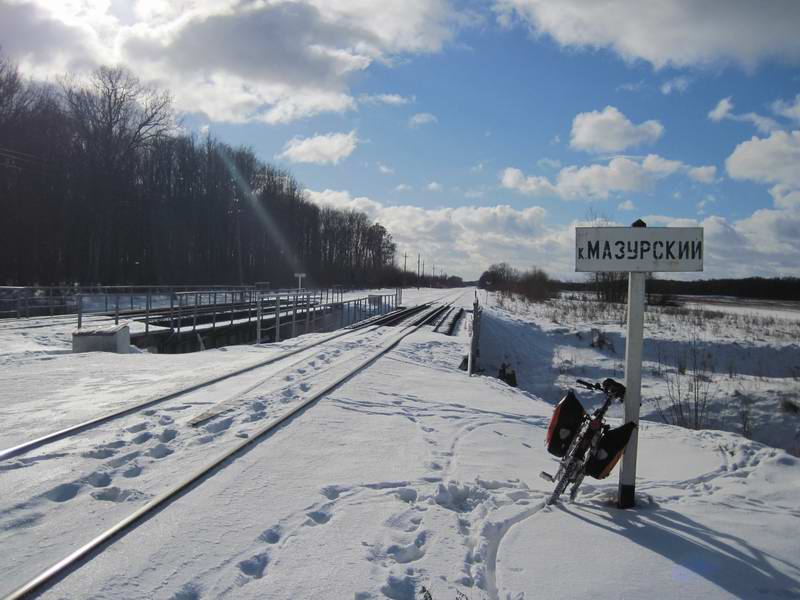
575;227;703;272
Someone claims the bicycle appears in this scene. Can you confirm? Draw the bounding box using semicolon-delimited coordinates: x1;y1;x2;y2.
540;378;635;505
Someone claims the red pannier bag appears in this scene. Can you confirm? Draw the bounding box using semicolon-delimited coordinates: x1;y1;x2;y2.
546;390;586;457
584;422;636;479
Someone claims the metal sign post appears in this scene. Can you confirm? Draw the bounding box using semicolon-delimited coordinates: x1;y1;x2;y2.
294;272;306;291
576;220;703;508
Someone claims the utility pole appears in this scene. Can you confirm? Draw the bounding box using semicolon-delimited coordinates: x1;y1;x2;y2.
403;252;407;288
417;253;420;290
422;260;425;286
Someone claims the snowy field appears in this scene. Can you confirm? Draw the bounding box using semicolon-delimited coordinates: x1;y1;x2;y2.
1;287;799;599
487;291;800;456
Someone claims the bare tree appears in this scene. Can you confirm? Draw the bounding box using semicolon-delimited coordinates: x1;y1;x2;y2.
62;66;173;170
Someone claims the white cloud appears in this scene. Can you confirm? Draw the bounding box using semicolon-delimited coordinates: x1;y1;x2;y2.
769;185;800;209
726;130;800;189
688;165;717;183
360;93;414;106
772;94;800;123
277;130;358;165
494;0;800;69
306;188;800;279
4;1;457;124
709;97;734;121
427;182;443;191
394;183;413;192
642;154;682;175
708;97;780;134
501;153;714;200
726;130;800;217
304;188;383;216
660;76;690;95
305;188;557;278
570;106;663;153
637;212;800;277
617;200;635;211
408;112;438;127
378;162;395;174
471;161;488;172
500;167;557;196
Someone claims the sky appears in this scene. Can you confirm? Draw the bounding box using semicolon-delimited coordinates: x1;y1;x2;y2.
2;0;800;281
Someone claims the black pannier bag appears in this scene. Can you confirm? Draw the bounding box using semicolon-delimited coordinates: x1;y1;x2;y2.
546;390;587;457
584;422;636;479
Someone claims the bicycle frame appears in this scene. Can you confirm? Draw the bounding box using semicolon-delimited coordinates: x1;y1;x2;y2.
543;380;622;505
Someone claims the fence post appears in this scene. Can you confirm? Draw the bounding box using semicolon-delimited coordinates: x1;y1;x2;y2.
77;294;83;329
292;293;298;338
145;291;151;334
115;295;120;325
256;298;262;344
305;293;311;332
275;294;281;342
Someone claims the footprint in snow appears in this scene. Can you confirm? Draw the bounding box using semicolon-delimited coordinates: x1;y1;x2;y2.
380;573;417;600
82;447;116;460
159;428;178;442
132;431;153;444
43;483;80;503
237;552;269;580
122;464;142;478
126;422;149;433
320;484;348;500
147;444;173;459
85;471;112;487
170;582;202;600
386;531;429;564
259;525;281;544
91;486;145;502
204;417;233;434
107;450;140;468
305;508;332;525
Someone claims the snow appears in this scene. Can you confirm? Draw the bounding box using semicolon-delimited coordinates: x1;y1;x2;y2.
1;287;799;599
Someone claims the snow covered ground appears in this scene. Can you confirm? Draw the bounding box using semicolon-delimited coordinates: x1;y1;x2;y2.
1;288;799;599
484;291;800;456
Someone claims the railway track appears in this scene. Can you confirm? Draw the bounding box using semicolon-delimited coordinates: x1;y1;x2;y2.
1;292;464;599
0;301;431;463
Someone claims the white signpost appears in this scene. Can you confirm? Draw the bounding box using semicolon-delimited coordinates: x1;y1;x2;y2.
294;272;306;291
576;220;703;508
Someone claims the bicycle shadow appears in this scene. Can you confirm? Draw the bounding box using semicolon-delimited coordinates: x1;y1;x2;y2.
562;500;800;598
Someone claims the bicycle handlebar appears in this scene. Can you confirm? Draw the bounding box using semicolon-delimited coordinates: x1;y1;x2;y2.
576;379;600;391
575;378;626;401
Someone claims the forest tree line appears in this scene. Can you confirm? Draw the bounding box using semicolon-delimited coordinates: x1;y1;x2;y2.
0;52;411;288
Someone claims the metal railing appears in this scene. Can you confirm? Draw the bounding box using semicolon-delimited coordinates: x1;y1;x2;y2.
255;292;398;344
0;285;257;320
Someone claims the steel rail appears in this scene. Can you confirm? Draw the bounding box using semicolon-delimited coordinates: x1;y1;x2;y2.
0;301;436;463
3;295;461;600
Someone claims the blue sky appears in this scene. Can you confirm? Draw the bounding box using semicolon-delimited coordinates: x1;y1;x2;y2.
3;1;800;280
